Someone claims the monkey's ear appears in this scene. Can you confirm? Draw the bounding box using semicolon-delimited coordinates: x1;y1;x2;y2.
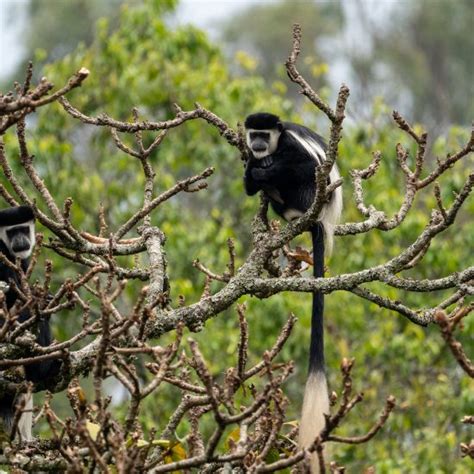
277;121;283;131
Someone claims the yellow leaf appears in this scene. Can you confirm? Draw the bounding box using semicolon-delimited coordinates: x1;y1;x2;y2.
86;421;100;441
226;427;240;450
152;439;171;448
171;442;187;461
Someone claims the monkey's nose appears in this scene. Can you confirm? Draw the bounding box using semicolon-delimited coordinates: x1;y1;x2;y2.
252;140;267;152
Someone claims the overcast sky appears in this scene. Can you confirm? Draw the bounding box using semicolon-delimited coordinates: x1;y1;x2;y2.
0;0;28;79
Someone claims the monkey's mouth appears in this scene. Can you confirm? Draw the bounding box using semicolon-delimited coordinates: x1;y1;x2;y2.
12;249;32;260
252;151;269;159
12;244;29;252
11;235;31;253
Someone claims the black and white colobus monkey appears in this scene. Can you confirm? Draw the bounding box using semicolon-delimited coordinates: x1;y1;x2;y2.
0;205;60;441
244;113;342;469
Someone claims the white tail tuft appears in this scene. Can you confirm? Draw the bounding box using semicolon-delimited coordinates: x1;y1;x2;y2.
299;371;329;473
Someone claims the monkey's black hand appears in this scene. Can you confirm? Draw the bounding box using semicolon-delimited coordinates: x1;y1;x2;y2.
260;155;273;168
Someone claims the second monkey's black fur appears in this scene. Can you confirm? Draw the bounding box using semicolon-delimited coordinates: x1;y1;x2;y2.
0;206;61;437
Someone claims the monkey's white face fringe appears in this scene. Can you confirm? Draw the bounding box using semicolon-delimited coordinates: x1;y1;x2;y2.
246;128;281;159
0;220;35;260
298;371;329;474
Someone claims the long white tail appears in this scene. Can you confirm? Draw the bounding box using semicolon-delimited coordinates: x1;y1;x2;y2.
298;371;329;473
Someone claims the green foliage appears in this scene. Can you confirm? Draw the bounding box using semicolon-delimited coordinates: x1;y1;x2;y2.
2;0;472;470
4;0;127;84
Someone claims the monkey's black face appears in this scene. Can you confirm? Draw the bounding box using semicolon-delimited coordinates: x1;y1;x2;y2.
249;132;270;152
7;226;31;253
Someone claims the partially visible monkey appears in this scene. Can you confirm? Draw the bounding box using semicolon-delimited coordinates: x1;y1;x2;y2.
244;113;342;472
0;205;61;441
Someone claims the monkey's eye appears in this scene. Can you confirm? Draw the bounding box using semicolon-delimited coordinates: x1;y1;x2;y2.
6;226;30;240
249;132;270;140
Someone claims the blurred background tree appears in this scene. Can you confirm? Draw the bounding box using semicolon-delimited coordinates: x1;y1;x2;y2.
220;0;343;96
0;0;472;471
3;0;472;129
345;0;474;129
3;0;131;82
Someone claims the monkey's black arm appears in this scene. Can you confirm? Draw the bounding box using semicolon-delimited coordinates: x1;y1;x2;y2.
244;159;262;196
248;160;290;190
250;155;315;187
